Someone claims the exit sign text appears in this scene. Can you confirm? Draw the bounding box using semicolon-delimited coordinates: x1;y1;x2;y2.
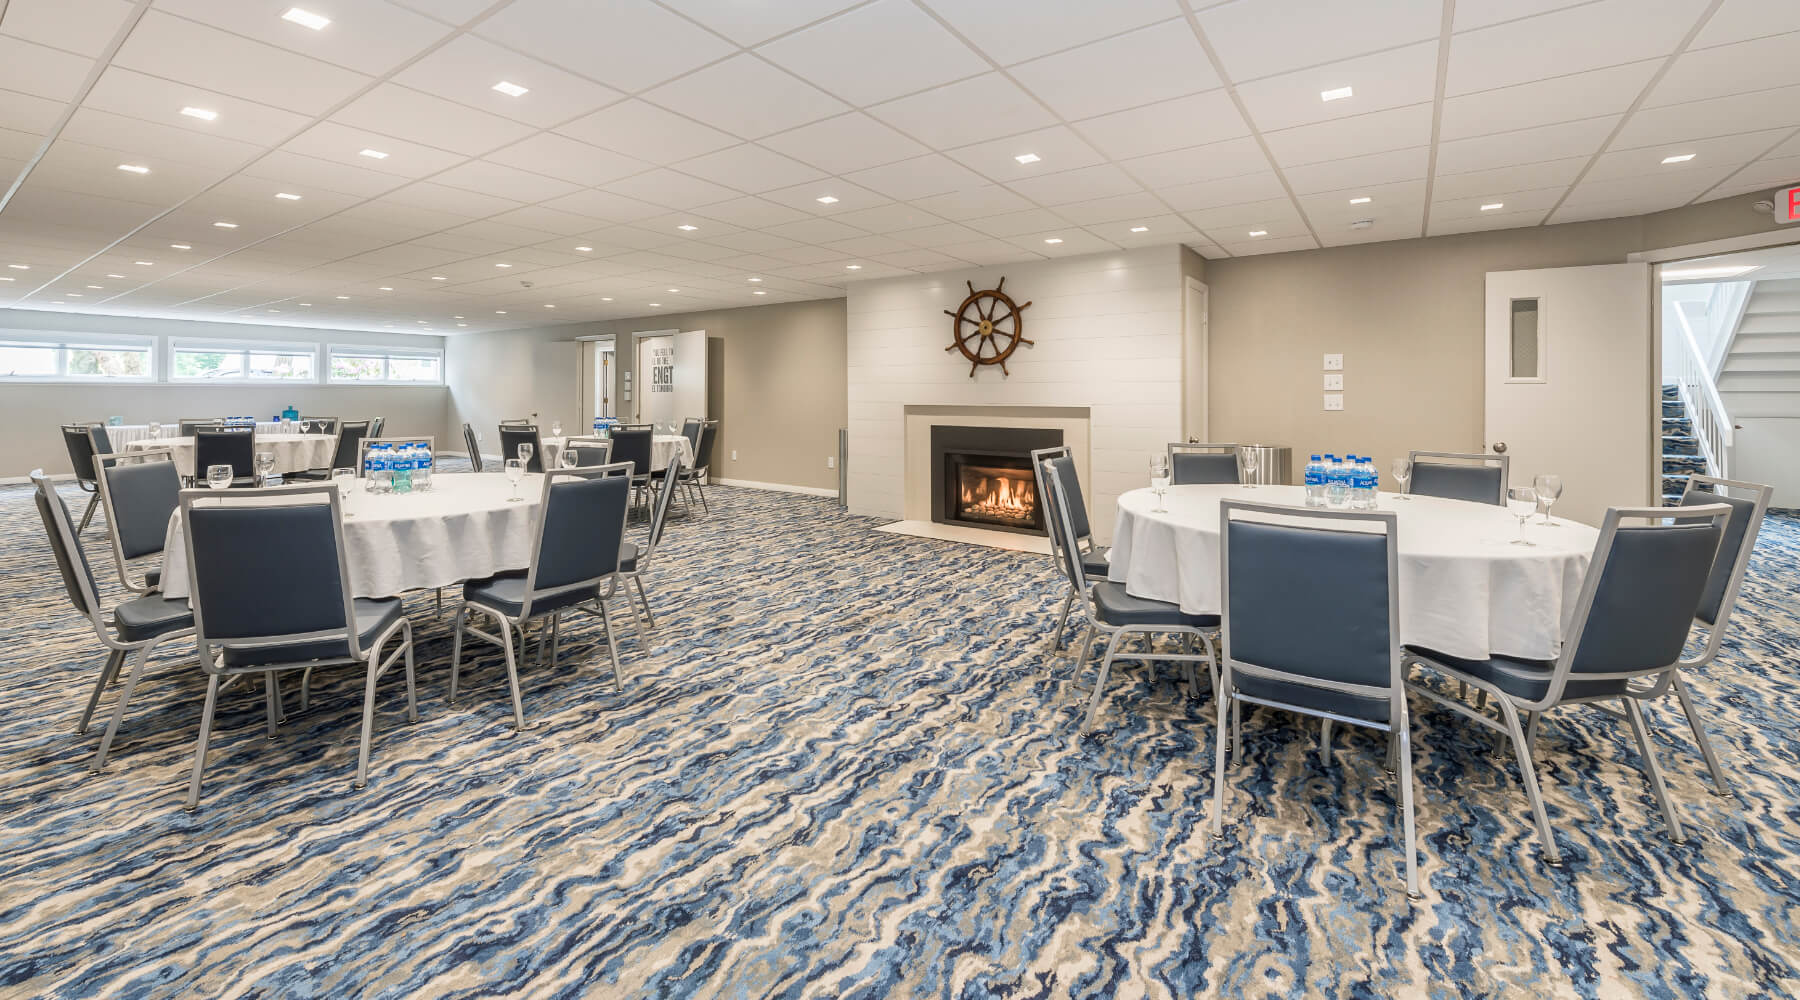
1778;185;1800;225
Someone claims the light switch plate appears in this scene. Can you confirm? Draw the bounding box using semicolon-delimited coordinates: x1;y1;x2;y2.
1324;393;1344;411
1323;353;1344;371
1323;373;1344;391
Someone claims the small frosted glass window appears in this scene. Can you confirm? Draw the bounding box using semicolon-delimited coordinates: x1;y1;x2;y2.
1510;298;1540;379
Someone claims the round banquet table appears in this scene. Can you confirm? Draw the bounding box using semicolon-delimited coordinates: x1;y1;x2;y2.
124;433;335;479
156;472;544;601
1107;484;1600;662
104;421;285;448
540;434;693;472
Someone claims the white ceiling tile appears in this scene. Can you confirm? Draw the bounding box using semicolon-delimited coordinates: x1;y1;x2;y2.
1010;19;1220;121
434;159;583;202
1283;146;1430;193
693;196;814;228
1089;214;1200;243
0;0;136;58
1645;31;1800;107
824;233;915;256
1159;171;1288;211
1313;207;1425;247
60;106;267;168
475;0;736;92
871;247;968;269
937;239;1044;265
1006;163;1142;206
759;113;928;175
486;132;650;187
912;184;1036;220
962;207;1071;238
282;121;466;178
152;0;450;76
332;83;537;157
843;154;990;201
764;217;866;243
1453;0;1590;32
489;206;613;237
1235;41;1439;134
1691;0;1800;49
391;34;626;129
829;203;947;234
1431;157;1588;198
673;144;826;193
1584;128;1790;181
113;11;370;116
240;149;413;199
1709;153;1800;195
642;55;850;140
1427;206;1553;236
80;67;313;149
868;73;1056;150
758;0;987;107
1429;185;1567;220
1074;90;1248;161
656;0;862;46
1263;103;1435;168
1196;0;1442;81
1003;228;1114;256
0;36;96;103
381;180;525;219
1298;178;1428;216
29;138;226;207
888;221;989;246
1217;234;1319;257
1056;192;1171;226
1433;117;1619;175
1447;0;1711;96
1119;136;1269;188
1616;85;1800;150
924;0;1182;66
1439;61;1660;141
603;168;742;209
946;126;1106;183
758;178;890;214
538;189;668;224
0;89;64;136
556;100;738;166
389;0;495;25
1764;131;1800;157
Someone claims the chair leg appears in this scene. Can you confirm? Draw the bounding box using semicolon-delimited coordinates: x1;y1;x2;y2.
401;624;418;725
1081;632;1125;733
631;575;656;630
1320;718;1334;768
262;675;282;740
91;645;155;773
696;479;711;513
1671;674;1731;796
1232;700;1243;766
448;604;468;703
78;492;100;532
183;674;223;812
623;590;649;650
1211;672;1233;837
434;587;443;617
355;658;381;790
78;649;127;735
1397;713;1422;899
597;599;625;690
500;622;529;732
1495;696;1561;865
1623;697;1685;844
1050;589;1075;651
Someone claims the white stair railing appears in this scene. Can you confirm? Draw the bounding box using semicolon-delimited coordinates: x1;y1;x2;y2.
1670;302;1734;479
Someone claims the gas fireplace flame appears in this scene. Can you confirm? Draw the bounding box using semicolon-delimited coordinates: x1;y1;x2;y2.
960;470;1036;524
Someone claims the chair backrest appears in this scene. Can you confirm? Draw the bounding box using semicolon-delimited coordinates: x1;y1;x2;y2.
29;470;105;627
194;426;255;479
178;418;220;437
329;420;371;470
1169;442;1241;485
561;436;612;468
1029;445;1092;544
462;422;483;471
1037;451;1091;593
61;424;103;485
91;425;113;455
1220;501;1401;725
680;418;702;452
368;416;386;437
643;455;683;562
180;483;364;666
609;426;652;479
1543;504;1729;699
518;463;634;619
499;418;532;426
301;416;337;434
498;425;544;473
97;450;180;588
693;419;719;472
1408;450;1508;505
1679;475;1773;638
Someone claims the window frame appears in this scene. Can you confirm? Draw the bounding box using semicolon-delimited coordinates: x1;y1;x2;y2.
0;330;157;383
326;344;444;386
168;336;322;384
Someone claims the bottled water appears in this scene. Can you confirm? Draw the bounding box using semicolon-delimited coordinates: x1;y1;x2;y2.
414;442;433;492
1304;454;1326;507
392;444;414;495
1353;457;1376;509
367;443;392;494
1326;453;1349;508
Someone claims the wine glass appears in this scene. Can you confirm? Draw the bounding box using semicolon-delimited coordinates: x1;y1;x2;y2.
505;459;525;502
550;419;563;439
1533;473;1563;526
147;421;162;441
1507;487;1538;546
254;451;275;485
332;468;356;517
1391;457;1412;500
1238;446;1259;488
517;442;534;472
1149;456;1170;513
206;464;233;492
561;447;579;469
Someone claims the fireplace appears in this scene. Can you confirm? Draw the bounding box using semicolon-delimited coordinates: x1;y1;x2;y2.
930;425;1063;535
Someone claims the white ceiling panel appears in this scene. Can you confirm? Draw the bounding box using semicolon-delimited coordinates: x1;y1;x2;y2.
1160;171;1289;212
80;67;312;149
937;238;1043;265
843;154;990;202
1074;89;1249;161
912;184;1036;220
238;150;413;199
112;11;371;116
947;126;1106;183
641;55;848;140
1010;19;1220;121
389;0;494;25
962;207;1072;238
281;121;466;178
1196;0;1442;82
603;168;741;210
1615;85;1800;150
1433;117;1620;175
1452;0;1590;32
1438;61;1660;142
1006;163;1140;206
1709;153;1800;197
1427;206;1554;236
0;90;65;137
758;0;987;107
1447;0;1710;97
1;0;137;58
674;144;826;193
760;113;929;175
1314;207;1426;247
1646;31;1800;107
1691;0;1800;49
381;180;524;219
60;107;266;169
391;35;624;129
331;84;536;158
0;36;97;103
1263;103;1435;168
1118;136;1270;188
432;158;582;202
1283;146;1430;194
692;196;813;229
1430;185;1566;220
922;0;1181;66
537;189;670;224
867;73;1056;150
485;132;649;187
474;0;735;93
1235;41;1439;134
759;178;890;214
1216;234;1318;257
1583;128;1791;182
1056;192;1170;226
152;0;452;75
556;100;737;166
656;0;862;47
1432;157;1589;199
829;203;947;234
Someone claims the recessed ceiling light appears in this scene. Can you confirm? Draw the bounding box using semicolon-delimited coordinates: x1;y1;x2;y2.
665;287;680;293
1130;226;1149;233
417;319;428;324
134;261;153;266
495;262;512;268
454;315;464;319
268;309;280;313
180;107;218;121
544;303;556;308
752;290;767;296
1349;196;1372;205
1044;237;1063;244
65;293;82;298
117;164;149;174
1248;230;1268;237
457;323;467;327
747;277;762;282
1662;153;1696;164
845;264;862;270
1480;202;1504;212
600;297;612;302
575;245;593;252
212;221;238;228
1663;264;1761;280
1014;153;1041;164
300;302;311;306
1321;86;1354;102
0;277;13;282
491;80;529;98
677;224;698;231
378;286;394;291
275;192;302;200
816;195;838;204
359;148;388;159
649;302;662;307
106;274;123;278
7;264;28;269
281;7;331;30
495;310;507;314
336;295;350;299
430;275;446;281
50;300;63;305
86;284;101;289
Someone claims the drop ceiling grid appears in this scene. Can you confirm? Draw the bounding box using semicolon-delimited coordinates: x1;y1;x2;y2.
0;0;1793;334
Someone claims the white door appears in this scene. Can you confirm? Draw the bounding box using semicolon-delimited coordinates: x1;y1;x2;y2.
1485;263;1652;525
634;331;676;425
670;329;708;424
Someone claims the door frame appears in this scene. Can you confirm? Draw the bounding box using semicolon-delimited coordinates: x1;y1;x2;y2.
1183;276;1209;441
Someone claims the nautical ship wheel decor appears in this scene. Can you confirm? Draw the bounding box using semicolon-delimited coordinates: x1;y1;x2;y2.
944;277;1032;377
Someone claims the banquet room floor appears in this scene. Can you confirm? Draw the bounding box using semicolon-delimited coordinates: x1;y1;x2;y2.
2;468;1798;999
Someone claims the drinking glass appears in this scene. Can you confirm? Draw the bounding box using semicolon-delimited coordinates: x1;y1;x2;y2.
505;459;525;501
254;451;275;485
1391;457;1412;500
561;447;579;469
550;420;563;439
206;464;233;492
1238;446;1259;488
332;468;356;517
1508;487;1538;546
1149;456;1170;513
517;443;534;471
1533;473;1563;526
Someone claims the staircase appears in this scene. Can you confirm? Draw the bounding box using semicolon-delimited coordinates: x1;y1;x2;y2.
1661;385;1706;505
1719;277;1800;419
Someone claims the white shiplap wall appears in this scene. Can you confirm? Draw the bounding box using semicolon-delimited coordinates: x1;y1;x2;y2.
846;246;1186;543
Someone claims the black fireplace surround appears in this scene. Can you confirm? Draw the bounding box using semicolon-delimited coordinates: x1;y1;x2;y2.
930;425;1064;536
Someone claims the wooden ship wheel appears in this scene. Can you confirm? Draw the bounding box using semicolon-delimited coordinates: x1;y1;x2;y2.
944;277;1032;377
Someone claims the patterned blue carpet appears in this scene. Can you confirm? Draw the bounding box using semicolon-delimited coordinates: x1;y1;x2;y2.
1;471;1798;999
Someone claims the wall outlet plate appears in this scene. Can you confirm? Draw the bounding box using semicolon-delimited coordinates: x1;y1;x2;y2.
1323;353;1344;371
827;455;836;469
731;449;738;461
1323;373;1344;391
1323;393;1344;411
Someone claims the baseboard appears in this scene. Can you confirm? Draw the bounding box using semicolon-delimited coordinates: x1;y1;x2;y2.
714;477;839;499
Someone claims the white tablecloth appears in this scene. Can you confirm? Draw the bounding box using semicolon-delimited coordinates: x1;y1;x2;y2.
124;434;335;478
104;422;285;448
539;434;693;473
1108;484;1599;661
158;473;544;600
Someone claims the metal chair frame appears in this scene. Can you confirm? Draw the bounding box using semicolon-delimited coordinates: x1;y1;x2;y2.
1406;450;1509;505
560;436;613;468
1030;445;1106;652
96;448;179;594
462;422;485;472
620;455;681;638
61;423;109;531
1168;441;1243;485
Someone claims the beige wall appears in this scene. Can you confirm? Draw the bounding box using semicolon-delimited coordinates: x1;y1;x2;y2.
1203;192;1798;483
446;298;847;492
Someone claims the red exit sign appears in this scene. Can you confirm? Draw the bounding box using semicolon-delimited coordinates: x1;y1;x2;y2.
1778;185;1800;225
